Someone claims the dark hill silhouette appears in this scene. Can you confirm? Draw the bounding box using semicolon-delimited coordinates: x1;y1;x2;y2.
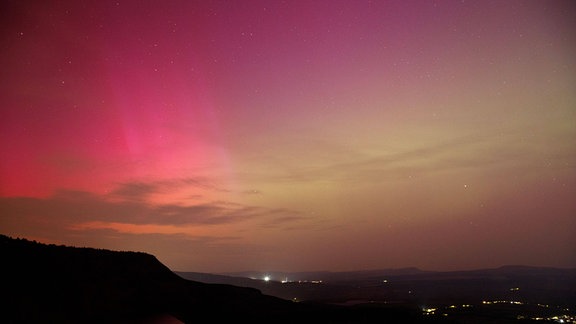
0;234;429;323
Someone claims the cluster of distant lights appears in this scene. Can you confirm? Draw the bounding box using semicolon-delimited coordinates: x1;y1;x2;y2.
257;278;574;323
422;304;472;316
423;299;574;323
523;315;575;323
482;300;524;305
261;276;322;284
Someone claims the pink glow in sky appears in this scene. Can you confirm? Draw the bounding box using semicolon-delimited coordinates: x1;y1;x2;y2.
1;0;575;273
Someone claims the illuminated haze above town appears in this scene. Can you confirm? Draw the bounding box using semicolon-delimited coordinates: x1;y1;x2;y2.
1;0;575;273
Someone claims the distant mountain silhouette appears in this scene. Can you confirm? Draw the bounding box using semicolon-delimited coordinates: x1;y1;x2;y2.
219;267;429;282
178;265;576;307
0;234;427;323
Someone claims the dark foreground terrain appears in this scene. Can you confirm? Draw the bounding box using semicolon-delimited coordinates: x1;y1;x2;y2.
1;234;434;323
4;234;574;323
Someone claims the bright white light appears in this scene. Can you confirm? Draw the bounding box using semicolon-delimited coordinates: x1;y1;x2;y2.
263;276;270;282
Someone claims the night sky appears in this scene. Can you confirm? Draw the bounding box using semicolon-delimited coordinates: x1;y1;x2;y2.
1;0;575;273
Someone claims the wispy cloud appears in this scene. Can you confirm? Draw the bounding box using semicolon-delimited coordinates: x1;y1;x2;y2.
110;182;159;201
239;129;575;185
109;176;231;201
0;181;307;241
